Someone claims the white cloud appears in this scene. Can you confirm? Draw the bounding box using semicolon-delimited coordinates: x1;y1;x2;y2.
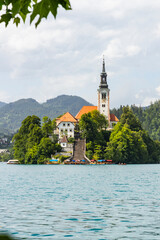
141;97;158;107
103;39;141;59
0;0;160;107
126;45;141;56
156;86;160;96
0;91;11;102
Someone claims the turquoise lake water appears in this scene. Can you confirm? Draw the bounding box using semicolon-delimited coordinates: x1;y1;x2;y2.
0;163;160;240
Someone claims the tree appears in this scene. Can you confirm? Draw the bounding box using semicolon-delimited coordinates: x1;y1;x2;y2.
90;110;108;131
0;0;71;27
13;114;61;164
42;116;53;137
79;112;98;142
79;110;108;142
105;123;148;164
111;101;160;141
105;107;160;164
93;144;104;160
120;106;142;131
79;110;108;159
13;115;41;163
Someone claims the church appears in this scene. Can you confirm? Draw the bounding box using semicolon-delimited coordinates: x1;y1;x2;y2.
55;58;119;140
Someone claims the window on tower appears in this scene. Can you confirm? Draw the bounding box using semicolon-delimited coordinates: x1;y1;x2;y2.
102;104;105;107
102;93;106;99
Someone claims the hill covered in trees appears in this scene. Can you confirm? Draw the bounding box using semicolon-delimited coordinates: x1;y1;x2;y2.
111;100;160;141
0;95;92;134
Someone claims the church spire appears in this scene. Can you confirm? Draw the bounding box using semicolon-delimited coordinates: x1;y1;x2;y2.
100;56;108;88
102;55;105;72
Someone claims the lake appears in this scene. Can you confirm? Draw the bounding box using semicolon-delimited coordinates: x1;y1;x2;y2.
0;163;160;239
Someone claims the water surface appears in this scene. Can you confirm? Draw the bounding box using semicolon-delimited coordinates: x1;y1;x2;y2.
0;163;160;239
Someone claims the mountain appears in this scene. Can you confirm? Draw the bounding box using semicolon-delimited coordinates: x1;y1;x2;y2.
0;101;6;108
0;95;93;134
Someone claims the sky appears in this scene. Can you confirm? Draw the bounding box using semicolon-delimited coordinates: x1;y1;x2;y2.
0;0;160;108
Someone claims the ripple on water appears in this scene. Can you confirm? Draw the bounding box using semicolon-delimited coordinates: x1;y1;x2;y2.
0;164;160;240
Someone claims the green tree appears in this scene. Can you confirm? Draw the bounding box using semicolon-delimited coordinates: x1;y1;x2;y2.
93;145;104;160
111;100;160;141
42;116;53;137
13;115;41;163
0;0;71;27
38;137;54;158
13;115;41;162
79;112;99;142
106;123;148;164
106;107;160;164
79;110;108;143
13;115;61;164
120;106;142;131
25;144;39;164
90;110;108;131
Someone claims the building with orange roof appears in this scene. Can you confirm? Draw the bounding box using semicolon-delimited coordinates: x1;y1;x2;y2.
75;106;98;120
55;112;77;139
75;106;119;128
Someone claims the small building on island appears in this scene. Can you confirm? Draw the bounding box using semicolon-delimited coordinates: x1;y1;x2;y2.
55;112;77;139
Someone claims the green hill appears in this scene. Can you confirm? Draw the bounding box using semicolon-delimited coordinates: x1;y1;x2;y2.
111;100;160;141
0;101;6;108
0;95;92;134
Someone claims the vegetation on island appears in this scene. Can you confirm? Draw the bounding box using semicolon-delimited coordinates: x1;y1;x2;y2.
11;104;160;164
80;108;160;164
13;115;61;164
0;148;14;162
79;110;111;160
0;0;71;27
111;100;160;141
106;107;160;164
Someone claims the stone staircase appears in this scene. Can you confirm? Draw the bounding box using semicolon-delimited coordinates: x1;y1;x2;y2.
72;139;90;164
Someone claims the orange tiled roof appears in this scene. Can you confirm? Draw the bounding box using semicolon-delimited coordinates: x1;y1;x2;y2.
75;106;119;122
58;112;77;123
110;113;119;122
75;106;97;119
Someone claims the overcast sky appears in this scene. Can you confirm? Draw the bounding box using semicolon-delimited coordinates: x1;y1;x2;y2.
0;0;160;108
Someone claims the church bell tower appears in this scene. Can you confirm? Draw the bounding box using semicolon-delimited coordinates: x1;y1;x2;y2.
97;57;110;126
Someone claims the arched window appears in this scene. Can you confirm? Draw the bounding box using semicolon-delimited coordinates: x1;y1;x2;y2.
102;93;106;99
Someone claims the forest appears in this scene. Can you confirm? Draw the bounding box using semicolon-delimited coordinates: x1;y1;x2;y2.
12;106;160;164
111;100;160;141
80;108;160;164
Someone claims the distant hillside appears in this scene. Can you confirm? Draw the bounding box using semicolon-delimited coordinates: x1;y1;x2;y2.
111;100;160;141
0;95;93;134
0;101;6;108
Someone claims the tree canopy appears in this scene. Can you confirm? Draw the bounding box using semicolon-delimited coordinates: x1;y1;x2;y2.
79;110;110;160
13;115;61;164
0;0;71;27
106;107;160;164
79;110;108;143
111;100;160;141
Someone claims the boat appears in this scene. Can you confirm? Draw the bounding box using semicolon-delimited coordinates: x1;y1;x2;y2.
7;159;19;164
47;159;59;164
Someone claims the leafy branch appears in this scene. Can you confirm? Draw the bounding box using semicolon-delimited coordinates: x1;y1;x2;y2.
0;0;71;27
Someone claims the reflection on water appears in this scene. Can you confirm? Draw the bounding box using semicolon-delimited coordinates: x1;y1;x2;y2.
0;163;160;239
